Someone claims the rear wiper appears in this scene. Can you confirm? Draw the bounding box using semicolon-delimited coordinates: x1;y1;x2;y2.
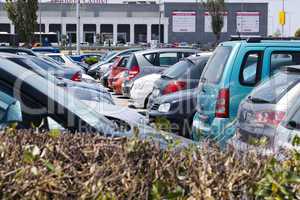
248;96;270;104
161;74;172;79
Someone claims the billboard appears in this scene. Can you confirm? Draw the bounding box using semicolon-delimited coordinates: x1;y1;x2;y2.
172;11;196;33
236;12;260;33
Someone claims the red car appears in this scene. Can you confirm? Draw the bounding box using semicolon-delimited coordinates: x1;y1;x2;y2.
112;71;127;95
107;55;130;89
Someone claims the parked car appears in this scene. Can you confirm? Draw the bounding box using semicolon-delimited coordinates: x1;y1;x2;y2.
0;57;193;148
129;74;161;109
0;53;82;82
0;53;113;104
108;55;130;89
112;71;128;95
0;47;36;56
31;47;60;54
229;65;300;154
122;48;199;97
45;53;85;72
192;38;300;146
88;48;142;78
273;99;300;154
148;88;198;137
151;53;211;99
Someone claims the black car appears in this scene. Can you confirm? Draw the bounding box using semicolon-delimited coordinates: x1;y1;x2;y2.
151;53;211;100
148;89;198;137
0;47;37;56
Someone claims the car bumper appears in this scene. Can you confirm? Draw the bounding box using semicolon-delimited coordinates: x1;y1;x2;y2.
128;97;145;109
148;110;192;135
192;112;236;146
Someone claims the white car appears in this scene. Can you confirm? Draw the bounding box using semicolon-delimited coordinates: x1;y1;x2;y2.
129;73;161;109
45;53;83;71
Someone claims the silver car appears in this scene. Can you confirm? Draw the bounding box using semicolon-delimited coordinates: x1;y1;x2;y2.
122;48;199;97
230;66;300;155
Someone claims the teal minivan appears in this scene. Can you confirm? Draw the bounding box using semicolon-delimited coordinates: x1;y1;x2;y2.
192;38;300;145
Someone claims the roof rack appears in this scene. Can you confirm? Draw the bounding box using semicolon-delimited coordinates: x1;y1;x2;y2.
230;36;300;43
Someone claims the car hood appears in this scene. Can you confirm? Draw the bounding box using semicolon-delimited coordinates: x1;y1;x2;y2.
82;100;146;125
156;88;198;104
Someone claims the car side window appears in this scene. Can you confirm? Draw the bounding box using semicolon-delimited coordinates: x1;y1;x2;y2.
239;51;263;86
144;53;158;66
270;51;300;75
51;55;65;64
159;52;178;67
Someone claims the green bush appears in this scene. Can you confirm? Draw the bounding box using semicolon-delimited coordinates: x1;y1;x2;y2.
84;56;99;66
0;130;299;199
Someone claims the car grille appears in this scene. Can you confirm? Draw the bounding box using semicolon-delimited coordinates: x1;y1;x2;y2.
150;103;159;111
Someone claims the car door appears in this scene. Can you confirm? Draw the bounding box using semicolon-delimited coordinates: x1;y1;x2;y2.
229;47;265;119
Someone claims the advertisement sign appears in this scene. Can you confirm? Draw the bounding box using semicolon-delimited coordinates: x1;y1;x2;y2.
236;12;260;33
172;11;196;33
204;12;228;33
49;0;107;4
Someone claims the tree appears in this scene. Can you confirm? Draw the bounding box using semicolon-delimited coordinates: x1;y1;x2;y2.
201;0;226;45
5;0;38;46
295;28;300;37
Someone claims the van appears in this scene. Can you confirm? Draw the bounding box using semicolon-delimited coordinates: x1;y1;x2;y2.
192;37;300;145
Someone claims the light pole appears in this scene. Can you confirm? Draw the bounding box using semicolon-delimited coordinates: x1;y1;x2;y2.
281;0;285;36
39;0;42;45
158;0;164;46
76;0;80;55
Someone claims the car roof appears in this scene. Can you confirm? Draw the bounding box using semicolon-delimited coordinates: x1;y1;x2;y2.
0;52;29;59
221;40;300;47
133;48;198;55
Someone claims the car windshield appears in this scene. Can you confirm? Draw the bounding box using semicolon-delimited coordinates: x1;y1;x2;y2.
250;71;300;104
102;51;117;61
30;57;64;71
201;46;232;84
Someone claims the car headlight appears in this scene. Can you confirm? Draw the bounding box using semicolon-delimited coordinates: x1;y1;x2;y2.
158;103;171;113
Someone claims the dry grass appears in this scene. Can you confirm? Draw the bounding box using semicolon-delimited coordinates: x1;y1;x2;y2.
0;129;269;199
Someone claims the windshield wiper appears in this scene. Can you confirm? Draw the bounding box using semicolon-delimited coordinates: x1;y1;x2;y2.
248;96;271;104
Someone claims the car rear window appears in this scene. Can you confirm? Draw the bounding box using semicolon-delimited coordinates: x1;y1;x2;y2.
201;46;232;84
162;60;193;79
250;72;300;104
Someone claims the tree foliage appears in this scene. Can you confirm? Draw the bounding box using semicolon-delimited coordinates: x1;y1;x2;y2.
295;28;300;37
201;0;226;45
4;0;38;46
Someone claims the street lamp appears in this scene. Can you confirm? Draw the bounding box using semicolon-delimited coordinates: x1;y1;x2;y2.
39;0;42;45
158;0;164;46
76;0;80;55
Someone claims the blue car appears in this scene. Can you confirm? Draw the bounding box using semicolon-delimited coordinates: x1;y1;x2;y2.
32;47;60;54
192;37;300;146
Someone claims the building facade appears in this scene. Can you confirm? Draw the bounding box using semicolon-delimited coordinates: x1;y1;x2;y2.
0;1;268;44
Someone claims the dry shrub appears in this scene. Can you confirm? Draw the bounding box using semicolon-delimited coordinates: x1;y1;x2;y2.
0;130;268;199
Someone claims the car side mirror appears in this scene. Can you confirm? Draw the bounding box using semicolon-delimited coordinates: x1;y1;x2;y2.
3;100;22;124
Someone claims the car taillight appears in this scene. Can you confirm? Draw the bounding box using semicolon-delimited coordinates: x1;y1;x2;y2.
215;88;229;118
128;65;140;79
255;111;285;126
71;71;82;82
162;81;187;95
